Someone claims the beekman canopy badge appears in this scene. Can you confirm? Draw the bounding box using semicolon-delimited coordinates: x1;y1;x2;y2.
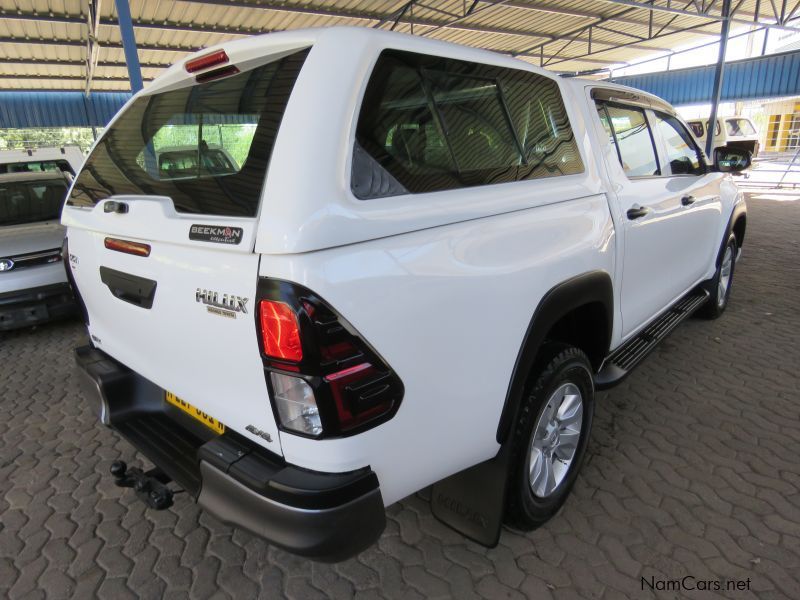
189;224;243;245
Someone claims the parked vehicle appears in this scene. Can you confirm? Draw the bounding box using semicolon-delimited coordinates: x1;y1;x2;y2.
687;116;760;159
0;145;85;175
0;171;77;330
64;27;749;561
156;144;240;179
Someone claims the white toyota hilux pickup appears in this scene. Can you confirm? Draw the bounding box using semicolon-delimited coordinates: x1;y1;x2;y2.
64;27;749;561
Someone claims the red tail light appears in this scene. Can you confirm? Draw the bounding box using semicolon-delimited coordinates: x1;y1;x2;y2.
259;300;303;362
255;279;404;438
185;50;229;73
104;237;151;257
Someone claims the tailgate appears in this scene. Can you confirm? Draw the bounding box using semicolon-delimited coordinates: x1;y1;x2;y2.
65;200;281;454
61;47;312;456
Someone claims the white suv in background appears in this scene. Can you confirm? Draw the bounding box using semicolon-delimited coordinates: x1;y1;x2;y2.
0;145;85;176
0;171;77;330
64;28;748;561
688;116;760;159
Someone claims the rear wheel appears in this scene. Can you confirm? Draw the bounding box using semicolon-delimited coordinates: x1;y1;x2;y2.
699;234;737;319
504;344;594;530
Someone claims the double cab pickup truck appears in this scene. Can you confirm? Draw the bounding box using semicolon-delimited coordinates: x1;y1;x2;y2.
64;27;749;561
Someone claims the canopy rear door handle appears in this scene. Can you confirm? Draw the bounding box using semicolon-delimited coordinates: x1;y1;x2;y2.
681;195;696;206
627;205;651;220
99;266;157;309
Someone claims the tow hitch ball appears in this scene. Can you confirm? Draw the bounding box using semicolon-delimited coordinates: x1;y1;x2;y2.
110;460;175;510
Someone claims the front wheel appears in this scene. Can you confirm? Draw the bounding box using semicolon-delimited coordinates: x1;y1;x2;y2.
699;234;737;319
504;344;594;531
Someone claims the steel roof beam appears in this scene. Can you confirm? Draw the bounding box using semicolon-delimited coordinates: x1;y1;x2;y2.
85;0;102;95
0;73;152;82
0;58;167;69
595;0;800;31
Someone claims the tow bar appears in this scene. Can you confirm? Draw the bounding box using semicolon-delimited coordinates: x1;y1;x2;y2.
110;460;175;510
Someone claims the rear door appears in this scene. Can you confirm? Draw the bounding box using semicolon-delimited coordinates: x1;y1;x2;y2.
62;49;309;454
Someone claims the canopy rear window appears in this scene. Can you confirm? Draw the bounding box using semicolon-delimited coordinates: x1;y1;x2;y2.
68;49;309;217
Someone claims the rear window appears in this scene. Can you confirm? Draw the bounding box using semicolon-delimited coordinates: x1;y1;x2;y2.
68;49;309;217
352;50;583;199
0;179;66;226
0;160;73;175
726;118;756;136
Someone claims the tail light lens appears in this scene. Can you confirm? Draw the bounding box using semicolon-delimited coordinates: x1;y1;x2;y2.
259;300;303;362
255;279;404;438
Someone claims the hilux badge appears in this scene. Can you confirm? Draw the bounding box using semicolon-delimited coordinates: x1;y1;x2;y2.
196;288;249;318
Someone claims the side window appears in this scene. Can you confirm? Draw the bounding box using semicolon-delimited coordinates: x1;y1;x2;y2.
688;122;704;137
652;112;705;176
353;50;583;199
600;103;660;177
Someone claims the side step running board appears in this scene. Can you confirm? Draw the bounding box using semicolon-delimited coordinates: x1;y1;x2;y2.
595;289;709;389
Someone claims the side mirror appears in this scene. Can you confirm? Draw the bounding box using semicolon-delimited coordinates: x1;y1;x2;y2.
714;147;751;173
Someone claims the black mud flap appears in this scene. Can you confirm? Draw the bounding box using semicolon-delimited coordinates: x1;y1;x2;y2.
430;445;511;547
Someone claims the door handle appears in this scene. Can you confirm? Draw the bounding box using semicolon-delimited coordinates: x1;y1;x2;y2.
681;195;696;206
626;205;651;220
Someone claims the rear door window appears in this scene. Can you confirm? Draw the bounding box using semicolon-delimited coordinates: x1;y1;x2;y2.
353;50;583;199
599;103;660;177
68;49;309;217
0;179;66;226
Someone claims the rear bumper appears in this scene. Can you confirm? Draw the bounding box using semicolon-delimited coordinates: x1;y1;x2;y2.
75;345;386;562
0;282;77;331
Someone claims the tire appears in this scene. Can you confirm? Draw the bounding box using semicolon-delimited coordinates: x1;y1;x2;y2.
699;234;737;320
504;343;595;531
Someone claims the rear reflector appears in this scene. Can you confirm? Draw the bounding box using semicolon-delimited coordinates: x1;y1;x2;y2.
195;65;240;84
104;237;151;257
185;49;229;73
259;300;303;362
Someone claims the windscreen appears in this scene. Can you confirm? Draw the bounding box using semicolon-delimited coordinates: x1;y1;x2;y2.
0;160;73;175
68;49;309;217
726;118;756;136
0;179;66;226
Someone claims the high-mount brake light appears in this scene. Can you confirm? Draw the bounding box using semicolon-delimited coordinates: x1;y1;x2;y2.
104;237;151;257
259;300;303;362
255;280;404;438
185;50;229;73
195;65;240;84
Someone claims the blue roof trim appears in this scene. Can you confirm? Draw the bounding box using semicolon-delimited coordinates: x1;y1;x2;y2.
612;49;800;106
0;92;131;128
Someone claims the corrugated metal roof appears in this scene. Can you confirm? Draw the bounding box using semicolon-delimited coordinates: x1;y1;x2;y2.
0;0;797;92
611;49;800;105
0;91;129;127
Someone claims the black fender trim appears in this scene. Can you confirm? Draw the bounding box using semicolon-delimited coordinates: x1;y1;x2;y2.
718;202;747;267
430;271;613;548
496;270;613;444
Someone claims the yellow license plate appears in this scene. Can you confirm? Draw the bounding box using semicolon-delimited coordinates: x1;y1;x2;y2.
165;391;225;435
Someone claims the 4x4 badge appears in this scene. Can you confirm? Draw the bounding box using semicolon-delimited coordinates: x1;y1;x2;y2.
196;288;248;318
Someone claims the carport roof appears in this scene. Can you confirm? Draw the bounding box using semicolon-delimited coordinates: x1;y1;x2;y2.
1;0;799;92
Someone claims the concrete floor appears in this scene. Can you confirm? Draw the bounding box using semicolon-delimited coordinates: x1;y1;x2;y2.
1;194;798;599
